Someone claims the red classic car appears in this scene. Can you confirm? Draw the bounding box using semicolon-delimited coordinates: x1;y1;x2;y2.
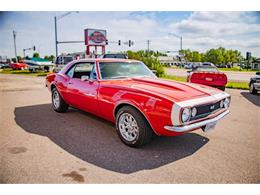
10;62;28;70
46;59;231;147
187;66;228;91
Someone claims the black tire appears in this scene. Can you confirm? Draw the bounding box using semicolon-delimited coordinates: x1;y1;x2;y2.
116;106;153;147
219;86;225;91
51;87;69;113
249;83;257;94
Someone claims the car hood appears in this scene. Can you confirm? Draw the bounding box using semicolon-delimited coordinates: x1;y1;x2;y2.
102;77;222;102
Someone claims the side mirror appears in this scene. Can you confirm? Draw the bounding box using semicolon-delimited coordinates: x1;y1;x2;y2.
81;75;89;81
256;72;260;75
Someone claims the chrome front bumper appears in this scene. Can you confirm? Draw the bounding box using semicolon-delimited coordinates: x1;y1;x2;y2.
164;109;230;132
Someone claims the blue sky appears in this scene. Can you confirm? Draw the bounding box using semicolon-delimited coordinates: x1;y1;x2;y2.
0;11;260;58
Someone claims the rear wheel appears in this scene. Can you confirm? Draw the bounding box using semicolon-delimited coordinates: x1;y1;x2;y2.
51;87;69;112
116;106;153;147
249;83;257;94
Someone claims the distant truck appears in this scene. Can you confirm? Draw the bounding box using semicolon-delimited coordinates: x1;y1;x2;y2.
54;55;74;72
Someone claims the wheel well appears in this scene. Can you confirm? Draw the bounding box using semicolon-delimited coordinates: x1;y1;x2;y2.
50;84;56;91
114;103;157;135
114;103;131;118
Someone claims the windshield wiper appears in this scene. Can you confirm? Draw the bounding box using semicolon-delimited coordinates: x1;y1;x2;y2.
109;76;129;79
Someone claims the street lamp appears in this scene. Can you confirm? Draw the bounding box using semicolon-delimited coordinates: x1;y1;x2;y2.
168;33;183;54
54;11;79;58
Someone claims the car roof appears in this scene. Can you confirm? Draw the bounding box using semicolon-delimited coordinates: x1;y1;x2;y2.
72;58;140;63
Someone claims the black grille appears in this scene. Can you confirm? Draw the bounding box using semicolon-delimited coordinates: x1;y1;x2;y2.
191;101;221;121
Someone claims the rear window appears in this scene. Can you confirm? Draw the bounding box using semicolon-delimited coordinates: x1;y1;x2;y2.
193;66;218;72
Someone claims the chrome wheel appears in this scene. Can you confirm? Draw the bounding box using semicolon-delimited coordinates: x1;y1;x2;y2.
52;90;60;109
118;113;139;142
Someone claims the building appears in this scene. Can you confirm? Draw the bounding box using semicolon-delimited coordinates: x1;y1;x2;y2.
251;58;260;70
158;56;177;66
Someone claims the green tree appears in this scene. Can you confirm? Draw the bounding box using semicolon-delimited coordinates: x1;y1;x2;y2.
44;55;55;62
17;56;22;62
127;50;165;77
33;52;40;58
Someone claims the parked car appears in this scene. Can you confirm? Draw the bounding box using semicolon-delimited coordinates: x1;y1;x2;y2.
184;63;193;69
54;55;74;72
184;62;202;69
10;62;27;70
103;53;128;59
217;64;227;68
249;72;260;94
202;62;216;67
46;58;231;147
0;63;10;69
187;65;228;91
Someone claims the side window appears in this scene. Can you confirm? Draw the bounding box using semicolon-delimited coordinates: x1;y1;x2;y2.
66;66;75;78
72;62;95;79
90;65;97;80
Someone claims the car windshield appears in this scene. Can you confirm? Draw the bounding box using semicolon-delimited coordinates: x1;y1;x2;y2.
99;62;156;79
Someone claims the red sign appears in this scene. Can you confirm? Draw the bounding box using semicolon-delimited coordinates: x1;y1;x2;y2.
85;29;107;46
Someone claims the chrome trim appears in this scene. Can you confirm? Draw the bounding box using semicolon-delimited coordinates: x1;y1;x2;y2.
165;109;230;132
171;92;230;126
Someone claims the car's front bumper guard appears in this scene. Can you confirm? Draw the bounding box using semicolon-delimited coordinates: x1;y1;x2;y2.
164;109;230;132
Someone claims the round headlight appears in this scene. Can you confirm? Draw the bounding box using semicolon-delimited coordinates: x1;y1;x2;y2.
224;98;230;108
220;100;224;108
191;107;197;117
181;108;191;122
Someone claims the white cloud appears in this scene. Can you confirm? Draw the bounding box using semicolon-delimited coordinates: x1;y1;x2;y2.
0;11;259;58
167;12;260;56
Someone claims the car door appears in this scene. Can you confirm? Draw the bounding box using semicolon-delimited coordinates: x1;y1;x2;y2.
66;61;100;115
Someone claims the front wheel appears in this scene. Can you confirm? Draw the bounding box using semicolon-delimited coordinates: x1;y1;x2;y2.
249;83;257;94
51;87;69;112
116;106;153;147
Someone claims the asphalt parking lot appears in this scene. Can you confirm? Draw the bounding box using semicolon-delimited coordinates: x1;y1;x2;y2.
0;74;259;183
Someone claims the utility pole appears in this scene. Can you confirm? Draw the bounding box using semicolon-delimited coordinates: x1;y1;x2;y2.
147;40;150;53
54;12;79;59
54;16;58;58
168;33;183;54
13;30;17;62
180;36;183;51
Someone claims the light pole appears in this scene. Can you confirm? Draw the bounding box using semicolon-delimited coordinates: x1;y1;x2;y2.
147;40;150;53
54;11;79;58
13;30;17;62
168;33;183;54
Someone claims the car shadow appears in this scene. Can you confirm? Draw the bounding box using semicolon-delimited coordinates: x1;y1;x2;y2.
241;91;260;107
14;104;209;174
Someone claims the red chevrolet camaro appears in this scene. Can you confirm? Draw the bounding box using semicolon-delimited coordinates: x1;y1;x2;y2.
46;58;231;147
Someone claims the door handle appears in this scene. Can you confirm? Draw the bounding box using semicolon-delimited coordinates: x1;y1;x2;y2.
85;93;95;97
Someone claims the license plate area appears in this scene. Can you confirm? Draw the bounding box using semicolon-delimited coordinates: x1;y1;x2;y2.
205;77;213;81
202;121;217;132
